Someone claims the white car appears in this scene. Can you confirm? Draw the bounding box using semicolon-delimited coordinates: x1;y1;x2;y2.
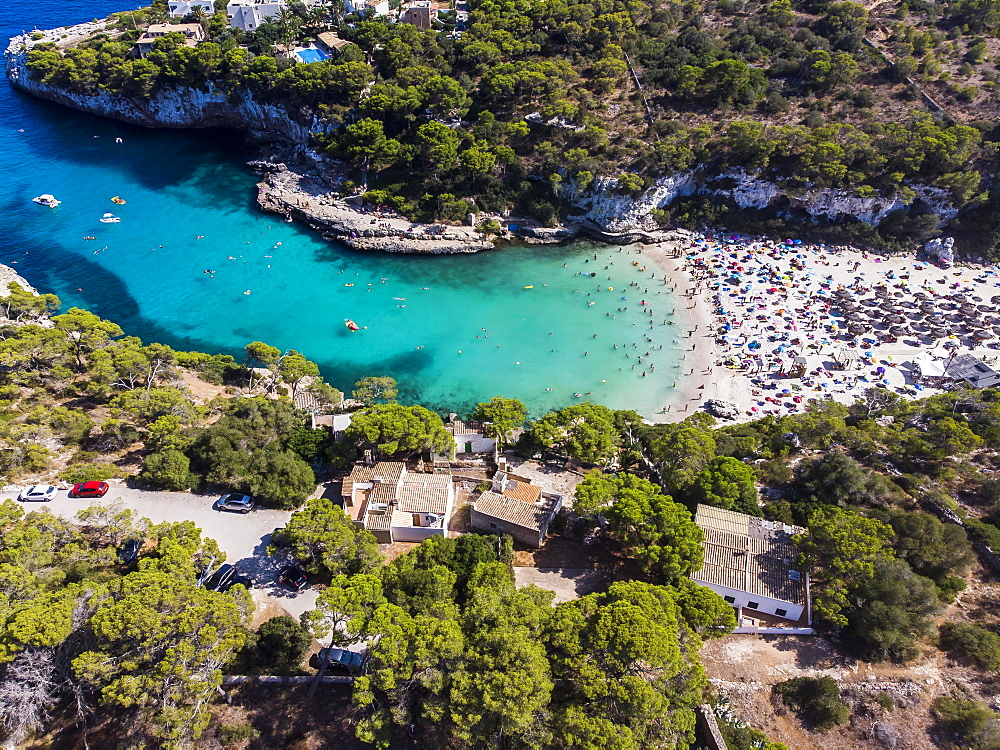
17;484;57;502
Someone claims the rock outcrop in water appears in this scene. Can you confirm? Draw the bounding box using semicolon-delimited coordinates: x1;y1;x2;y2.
5;22;961;254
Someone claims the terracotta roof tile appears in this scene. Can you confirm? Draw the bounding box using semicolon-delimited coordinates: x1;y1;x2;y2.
474;491;550;531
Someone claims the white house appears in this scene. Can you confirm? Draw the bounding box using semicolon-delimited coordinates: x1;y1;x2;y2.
341;460;454;543
345;0;391;17
226;0;284;31
689;505;810;624
446;416;496;455
167;0;215;18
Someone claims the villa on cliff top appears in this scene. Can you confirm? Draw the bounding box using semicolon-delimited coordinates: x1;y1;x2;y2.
136;23;204;56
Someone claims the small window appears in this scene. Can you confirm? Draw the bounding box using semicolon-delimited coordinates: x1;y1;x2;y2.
489;522;497;529
723;596;735;604
747;601;759;610
775;608;788;617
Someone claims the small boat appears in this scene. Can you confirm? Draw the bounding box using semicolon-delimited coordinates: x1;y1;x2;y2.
524;285;534;289
344;283;354;287
32;194;60;207
111;196;126;204
83;236;96;241
99;213;120;223
345;319;360;331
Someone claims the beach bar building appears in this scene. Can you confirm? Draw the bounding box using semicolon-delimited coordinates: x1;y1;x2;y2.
690;505;810;624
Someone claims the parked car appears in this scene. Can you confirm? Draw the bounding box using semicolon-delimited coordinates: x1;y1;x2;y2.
217;493;255;513
278;565;308;591
69;481;109;499
204;564;238;592
118;536;144;565
17;485;56;502
309;647;364;675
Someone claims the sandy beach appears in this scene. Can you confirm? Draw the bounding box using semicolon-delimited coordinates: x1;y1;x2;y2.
640;231;1000;424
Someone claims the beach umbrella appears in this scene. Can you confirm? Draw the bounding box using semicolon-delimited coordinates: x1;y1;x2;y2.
978;304;993;313
890;325;908;336
914;292;928;300
973;329;992;341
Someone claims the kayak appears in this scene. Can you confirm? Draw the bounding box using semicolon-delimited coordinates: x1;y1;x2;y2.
345;319;360;331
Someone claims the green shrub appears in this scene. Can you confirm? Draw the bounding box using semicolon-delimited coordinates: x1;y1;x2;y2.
718;716;790;750
931;697;1000;749
940;622;1000;671
139;449;195;491
876;691;896;712
237;616;312;675
217;722;260;747
774;676;850;730
967;519;1000;548
61;462;122;485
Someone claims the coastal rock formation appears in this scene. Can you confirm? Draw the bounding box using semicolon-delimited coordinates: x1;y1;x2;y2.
0;265;37;295
576;168;959;234
706;400;742;420
256;162;494;254
5;22;960;254
5;27;317;145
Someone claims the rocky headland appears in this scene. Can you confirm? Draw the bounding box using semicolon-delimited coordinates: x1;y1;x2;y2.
5;22;963;255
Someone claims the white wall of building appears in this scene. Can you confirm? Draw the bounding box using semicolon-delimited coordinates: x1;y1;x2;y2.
168;0;214;18
695;581;804;622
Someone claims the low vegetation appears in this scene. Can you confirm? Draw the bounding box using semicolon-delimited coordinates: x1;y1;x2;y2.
774;676;850;731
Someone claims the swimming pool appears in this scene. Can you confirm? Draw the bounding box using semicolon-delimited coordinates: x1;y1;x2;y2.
295;48;329;63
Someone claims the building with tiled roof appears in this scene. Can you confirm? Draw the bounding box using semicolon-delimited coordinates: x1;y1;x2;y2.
470;472;562;548
341;459;453;543
690;505;810;623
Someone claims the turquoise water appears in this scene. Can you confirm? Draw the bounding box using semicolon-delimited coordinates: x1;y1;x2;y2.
2;1;683;417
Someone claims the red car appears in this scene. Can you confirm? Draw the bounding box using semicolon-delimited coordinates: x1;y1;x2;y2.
69;481;110;499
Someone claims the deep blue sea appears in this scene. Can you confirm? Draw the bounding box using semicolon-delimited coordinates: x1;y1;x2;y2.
2;0;683;417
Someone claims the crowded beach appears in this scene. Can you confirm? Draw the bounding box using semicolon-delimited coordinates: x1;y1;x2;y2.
642;231;1000;423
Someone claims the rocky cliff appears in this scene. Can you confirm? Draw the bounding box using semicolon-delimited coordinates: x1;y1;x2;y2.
5;25;315;144
579;168;959;233
6;21;961;252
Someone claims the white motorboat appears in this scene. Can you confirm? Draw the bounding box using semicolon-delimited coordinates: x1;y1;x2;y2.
99;213;120;223
32;194;60;207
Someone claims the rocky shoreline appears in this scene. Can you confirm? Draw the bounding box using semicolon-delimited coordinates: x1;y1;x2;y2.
252;156;693;253
6;19;963;256
0;265;37;295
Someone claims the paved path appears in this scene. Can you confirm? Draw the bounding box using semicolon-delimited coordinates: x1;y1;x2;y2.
0;485;320;619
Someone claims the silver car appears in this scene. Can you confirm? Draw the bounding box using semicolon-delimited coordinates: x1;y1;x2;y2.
17;484;56;502
217;493;255;513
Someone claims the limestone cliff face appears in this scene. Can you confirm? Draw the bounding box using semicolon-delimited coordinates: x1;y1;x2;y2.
576;168;959;233
5;29;316;144
6;21;962;247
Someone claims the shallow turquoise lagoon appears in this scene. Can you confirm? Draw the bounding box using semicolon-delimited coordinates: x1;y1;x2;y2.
2;2;685;417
